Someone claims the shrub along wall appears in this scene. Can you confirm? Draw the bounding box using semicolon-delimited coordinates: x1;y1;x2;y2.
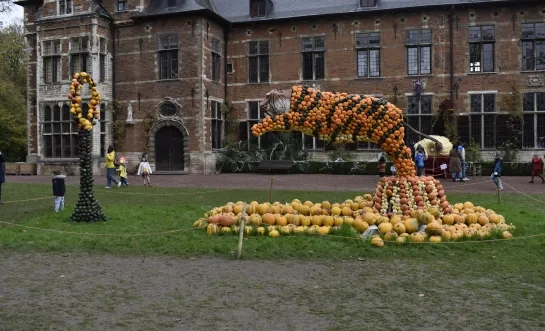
217;161;535;176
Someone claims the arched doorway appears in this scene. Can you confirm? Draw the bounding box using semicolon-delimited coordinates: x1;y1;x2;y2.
154;126;184;171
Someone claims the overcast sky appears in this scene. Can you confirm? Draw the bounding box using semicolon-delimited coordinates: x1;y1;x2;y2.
0;3;24;26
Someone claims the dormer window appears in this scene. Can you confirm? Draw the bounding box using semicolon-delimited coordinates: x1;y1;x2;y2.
360;0;378;7
59;0;72;15
250;0;266;18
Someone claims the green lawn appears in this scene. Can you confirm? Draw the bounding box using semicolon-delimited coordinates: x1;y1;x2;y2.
2;182;545;329
1;182;544;261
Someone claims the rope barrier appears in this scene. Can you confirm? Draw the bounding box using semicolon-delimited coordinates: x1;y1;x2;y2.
0;220;199;237
3;196;53;204
501;179;545;204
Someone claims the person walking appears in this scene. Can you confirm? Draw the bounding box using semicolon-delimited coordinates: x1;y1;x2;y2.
137;155;153;186
0;150;5;204
105;145;121;188
491;152;504;190
529;154;544;183
415;146;426;176
116;158;129;186
52;170;66;212
457;143;469;181
449;146;462;182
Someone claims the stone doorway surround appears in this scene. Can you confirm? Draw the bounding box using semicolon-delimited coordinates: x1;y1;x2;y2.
147;98;190;174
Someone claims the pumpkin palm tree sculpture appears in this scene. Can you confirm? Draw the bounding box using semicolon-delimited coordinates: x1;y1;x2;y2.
254;86;450;216
68;72;107;222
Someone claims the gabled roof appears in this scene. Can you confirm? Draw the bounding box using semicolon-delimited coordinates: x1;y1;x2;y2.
214;0;517;23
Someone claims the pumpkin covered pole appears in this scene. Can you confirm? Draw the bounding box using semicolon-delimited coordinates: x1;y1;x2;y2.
237;202;247;259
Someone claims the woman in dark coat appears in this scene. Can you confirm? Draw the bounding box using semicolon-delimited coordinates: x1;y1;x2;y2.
449;147;462;182
0;151;5;203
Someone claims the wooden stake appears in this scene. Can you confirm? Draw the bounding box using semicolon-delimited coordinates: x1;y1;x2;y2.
237;202;247;259
269;177;273;202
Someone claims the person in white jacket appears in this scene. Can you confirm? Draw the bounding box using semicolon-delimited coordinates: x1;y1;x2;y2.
457;142;469;181
137;156;153;186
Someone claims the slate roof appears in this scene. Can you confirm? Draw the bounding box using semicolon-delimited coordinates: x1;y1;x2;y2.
135;0;517;23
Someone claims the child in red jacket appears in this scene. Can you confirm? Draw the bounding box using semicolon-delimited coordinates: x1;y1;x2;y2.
529;154;544;183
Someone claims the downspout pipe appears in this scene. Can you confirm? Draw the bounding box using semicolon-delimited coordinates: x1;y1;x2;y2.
449;5;454;104
223;25;229;104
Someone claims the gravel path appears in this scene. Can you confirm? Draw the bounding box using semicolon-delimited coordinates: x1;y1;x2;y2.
2;252;543;331
6;174;545;194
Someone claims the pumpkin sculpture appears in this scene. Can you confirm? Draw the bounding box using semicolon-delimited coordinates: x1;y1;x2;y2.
253;85;450;215
253;85;443;177
68;72;107;222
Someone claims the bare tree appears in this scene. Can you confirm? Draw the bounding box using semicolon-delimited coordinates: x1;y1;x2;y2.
0;0;12;14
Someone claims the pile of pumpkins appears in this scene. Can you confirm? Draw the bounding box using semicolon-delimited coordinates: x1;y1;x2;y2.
194;195;515;247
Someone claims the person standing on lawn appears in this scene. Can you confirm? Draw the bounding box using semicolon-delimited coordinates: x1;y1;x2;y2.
529;154;544;183
105;145;121;189
52;170;66;212
0;150;5;204
491;152;504;190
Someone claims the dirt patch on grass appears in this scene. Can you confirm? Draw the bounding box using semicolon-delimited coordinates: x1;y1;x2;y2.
1;252;544;330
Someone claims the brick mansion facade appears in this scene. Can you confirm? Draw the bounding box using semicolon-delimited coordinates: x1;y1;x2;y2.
15;0;545;175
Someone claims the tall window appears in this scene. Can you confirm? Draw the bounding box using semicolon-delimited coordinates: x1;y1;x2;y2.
158;35;178;80
247;101;275;149
469;26;495;73
248;40;269;83
117;0;128;11
521;23;545;71
43;40;61;84
302;36;325;81
523;92;545;148
405;95;433;143
356;32;381;77
59;0;72;15
99;37;107;82
250;0;266;18
100;104;106;157
211;38;221;82
211;101;224;149
70;36;90;77
407;29;431;75
470;94;496;149
43;104;78;158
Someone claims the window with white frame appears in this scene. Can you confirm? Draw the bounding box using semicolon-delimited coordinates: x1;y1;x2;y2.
470;93;496;149
523;92;545;148
356;32;381;77
406;29;431;76
43;104;78;158
117;0;128;11
469;26;495;73
59;0;72;15
70;36;90;77
43;40;61;84
404;95;433;144
521;23;545;71
158;35;178;80
248;40;269;83
99;37;107;82
302;36;325;81
247;101;274;149
211;101;224;149
211;38;221;82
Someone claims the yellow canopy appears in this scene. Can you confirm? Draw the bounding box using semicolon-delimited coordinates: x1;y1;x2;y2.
414;135;453;157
